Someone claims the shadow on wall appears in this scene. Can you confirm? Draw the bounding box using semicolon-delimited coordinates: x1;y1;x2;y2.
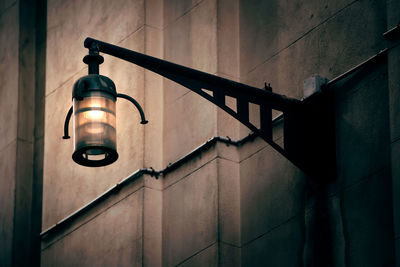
304;58;393;266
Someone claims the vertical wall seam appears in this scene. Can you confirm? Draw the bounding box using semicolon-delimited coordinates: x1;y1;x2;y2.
32;0;46;265
11;1;20;265
142;185;145;267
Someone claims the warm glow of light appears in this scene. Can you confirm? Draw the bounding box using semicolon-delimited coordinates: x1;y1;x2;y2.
84;110;105;120
86;125;105;134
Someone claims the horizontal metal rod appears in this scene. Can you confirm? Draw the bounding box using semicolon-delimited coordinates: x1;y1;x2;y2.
84;37;302;112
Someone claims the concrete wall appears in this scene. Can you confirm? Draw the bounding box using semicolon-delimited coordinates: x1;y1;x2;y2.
0;2;19;266
239;0;394;266
0;0;45;266
0;0;396;265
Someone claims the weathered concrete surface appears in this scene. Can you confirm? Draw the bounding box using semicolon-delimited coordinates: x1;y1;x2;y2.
163;0;203;27
163;0;217;164
241;215;304;266
0;3;18;151
393;140;400;243
0;14;18;266
144;187;163;267
162;159;218;266
341;168;394;266
219;243;241;267
178;243;218;267
334;63;390;187
41;189;143;267
240;0;364;76
216;0;240;139
387;0;400;265
163;90;217;164
303;189;345;267
239;144;305;245
0;0;45;265
0;0;15;14
46;0;144;94
218;158;241;246
0;141;16;267
237;0;393;266
241;0;387;100
163;0;217;103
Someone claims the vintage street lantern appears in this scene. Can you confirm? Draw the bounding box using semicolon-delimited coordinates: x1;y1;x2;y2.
71;75;118;166
63;37;338;180
63;48;148;167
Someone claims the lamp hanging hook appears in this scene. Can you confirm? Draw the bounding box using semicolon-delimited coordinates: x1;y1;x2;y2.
62;106;73;139
117;93;148;124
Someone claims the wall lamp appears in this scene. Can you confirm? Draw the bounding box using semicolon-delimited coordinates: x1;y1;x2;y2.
63;37;336;180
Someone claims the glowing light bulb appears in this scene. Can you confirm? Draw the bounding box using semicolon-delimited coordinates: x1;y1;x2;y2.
85;110;104;120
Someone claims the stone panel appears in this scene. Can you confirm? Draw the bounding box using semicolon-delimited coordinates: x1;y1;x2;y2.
0;4;18;150
13;139;34;267
303;193;345;266
392;140;400;240
146;0;163;29
163;0;204;27
219;243;241;267
218;158;241;246
334;63;390;187
0;141;16;267
397;238;400;267
144;187;163;267
177;243;218;267
163;0;217;103
17;0;36;144
46;0;144;94
216;0;240;140
41;177;144;248
239;144;306;245
316;0;387;78
162;160;218;266
241;215;304;267
41;189;143;267
241;0;386;102
162;0;218;165
341;168;394;267
43;31;145;229
0;0;15;14
388;46;400;141
163;91;217;165
215;141;240;163
162;140;218;189
239;0;369;76
216;0;239;79
241;27;318;101
216;119;284;165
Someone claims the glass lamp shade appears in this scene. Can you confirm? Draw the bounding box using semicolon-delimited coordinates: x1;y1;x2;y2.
72;91;118;166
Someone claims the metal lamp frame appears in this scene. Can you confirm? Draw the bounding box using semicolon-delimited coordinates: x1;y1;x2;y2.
63;37;336;180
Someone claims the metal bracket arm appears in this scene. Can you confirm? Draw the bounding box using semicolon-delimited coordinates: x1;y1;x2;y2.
83;37;335;180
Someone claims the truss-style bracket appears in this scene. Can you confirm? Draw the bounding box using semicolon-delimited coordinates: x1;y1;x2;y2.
83;37;336;181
